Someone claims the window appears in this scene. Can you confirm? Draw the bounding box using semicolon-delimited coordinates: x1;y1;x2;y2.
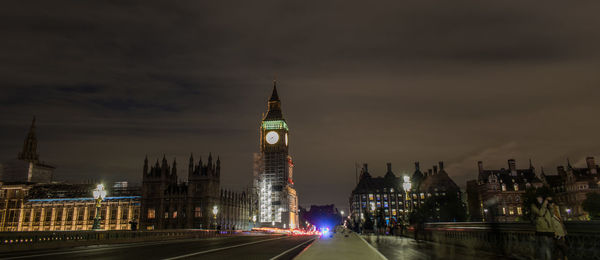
517;207;522;215
502;207;506;215
122;208;129;220
420;193;425;199
369;194;374;200
501;184;506;191
194;207;202;218
147;208;155;219
164;211;169;219
173;211;178;218
514;184;519;191
509;208;514;215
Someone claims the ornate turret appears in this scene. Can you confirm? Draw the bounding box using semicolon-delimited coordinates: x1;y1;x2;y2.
143;155;148;175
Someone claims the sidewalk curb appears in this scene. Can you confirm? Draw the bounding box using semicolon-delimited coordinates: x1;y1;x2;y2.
356;234;388;260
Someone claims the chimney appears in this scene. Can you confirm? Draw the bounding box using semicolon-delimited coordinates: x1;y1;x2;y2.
363;163;368;173
508;159;517;175
415;161;420;171
477;161;483;173
386;163;392;173
427;169;432;177
587;156;597;174
433;165;438;174
438;161;444;171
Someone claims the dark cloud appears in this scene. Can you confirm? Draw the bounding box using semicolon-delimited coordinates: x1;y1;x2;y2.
1;0;600;210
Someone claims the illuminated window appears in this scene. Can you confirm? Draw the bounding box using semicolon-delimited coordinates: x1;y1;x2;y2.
369;194;374;200
392;209;396;216
420;193;425;199
147;208;155;219
514;184;519;191
517;207;522;215
501;184;506;191
173;211;178;218
509;208;514;215
384;202;388;208
376;194;380;200
194;207;202;218
164;211;169;219
376;202;381;207
502;207;506;215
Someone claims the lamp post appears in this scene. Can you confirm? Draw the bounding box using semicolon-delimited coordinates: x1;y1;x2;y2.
566;208;571;220
92;184;106;230
212;205;218;230
252;215;257;228
402;176;412;225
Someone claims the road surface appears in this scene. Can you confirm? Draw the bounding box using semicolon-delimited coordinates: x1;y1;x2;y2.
0;234;317;260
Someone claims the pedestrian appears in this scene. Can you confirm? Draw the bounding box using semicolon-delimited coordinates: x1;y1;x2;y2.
548;198;568;260
129;218;138;231
532;196;554;260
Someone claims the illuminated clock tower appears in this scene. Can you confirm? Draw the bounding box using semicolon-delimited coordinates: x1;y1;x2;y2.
256;81;298;228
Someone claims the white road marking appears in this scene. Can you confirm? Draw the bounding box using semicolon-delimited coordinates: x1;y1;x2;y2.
269;237;316;260
162;236;288;260
0;236;242;259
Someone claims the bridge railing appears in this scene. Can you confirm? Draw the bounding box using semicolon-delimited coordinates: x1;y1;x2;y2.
413;221;600;260
0;229;246;252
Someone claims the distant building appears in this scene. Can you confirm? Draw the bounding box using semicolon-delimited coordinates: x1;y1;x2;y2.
466;159;543;222
140;154;252;230
0;117;55;183
349;162;460;226
540;157;600;220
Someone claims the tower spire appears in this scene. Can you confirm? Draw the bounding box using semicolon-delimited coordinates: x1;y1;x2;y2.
18;116;39;162
269;80;280;101
264;81;283;120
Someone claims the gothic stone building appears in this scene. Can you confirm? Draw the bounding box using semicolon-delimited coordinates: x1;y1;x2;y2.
141;154;252;230
540;157;600;220
0;182;140;231
466;159;543;222
350;161;460;226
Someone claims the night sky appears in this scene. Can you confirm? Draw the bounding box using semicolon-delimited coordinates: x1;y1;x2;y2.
2;1;600;210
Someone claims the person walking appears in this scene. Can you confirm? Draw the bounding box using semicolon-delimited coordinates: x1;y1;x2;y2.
532;196;554;260
548;198;568;260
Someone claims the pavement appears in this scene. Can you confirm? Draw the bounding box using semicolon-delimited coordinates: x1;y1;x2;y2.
0;234;317;260
295;226;387;260
362;234;515;260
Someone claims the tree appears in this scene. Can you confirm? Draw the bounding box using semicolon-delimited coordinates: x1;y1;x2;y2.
412;193;467;222
582;192;600;220
521;186;554;222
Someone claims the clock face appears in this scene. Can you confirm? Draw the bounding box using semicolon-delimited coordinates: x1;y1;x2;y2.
285;133;288;146
266;131;279;144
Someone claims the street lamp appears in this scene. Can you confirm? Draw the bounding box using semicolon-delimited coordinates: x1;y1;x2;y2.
402;175;412;224
566;208;571;220
92;184;106;230
252;215;257;228
213;205;218;230
483;209;489;222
